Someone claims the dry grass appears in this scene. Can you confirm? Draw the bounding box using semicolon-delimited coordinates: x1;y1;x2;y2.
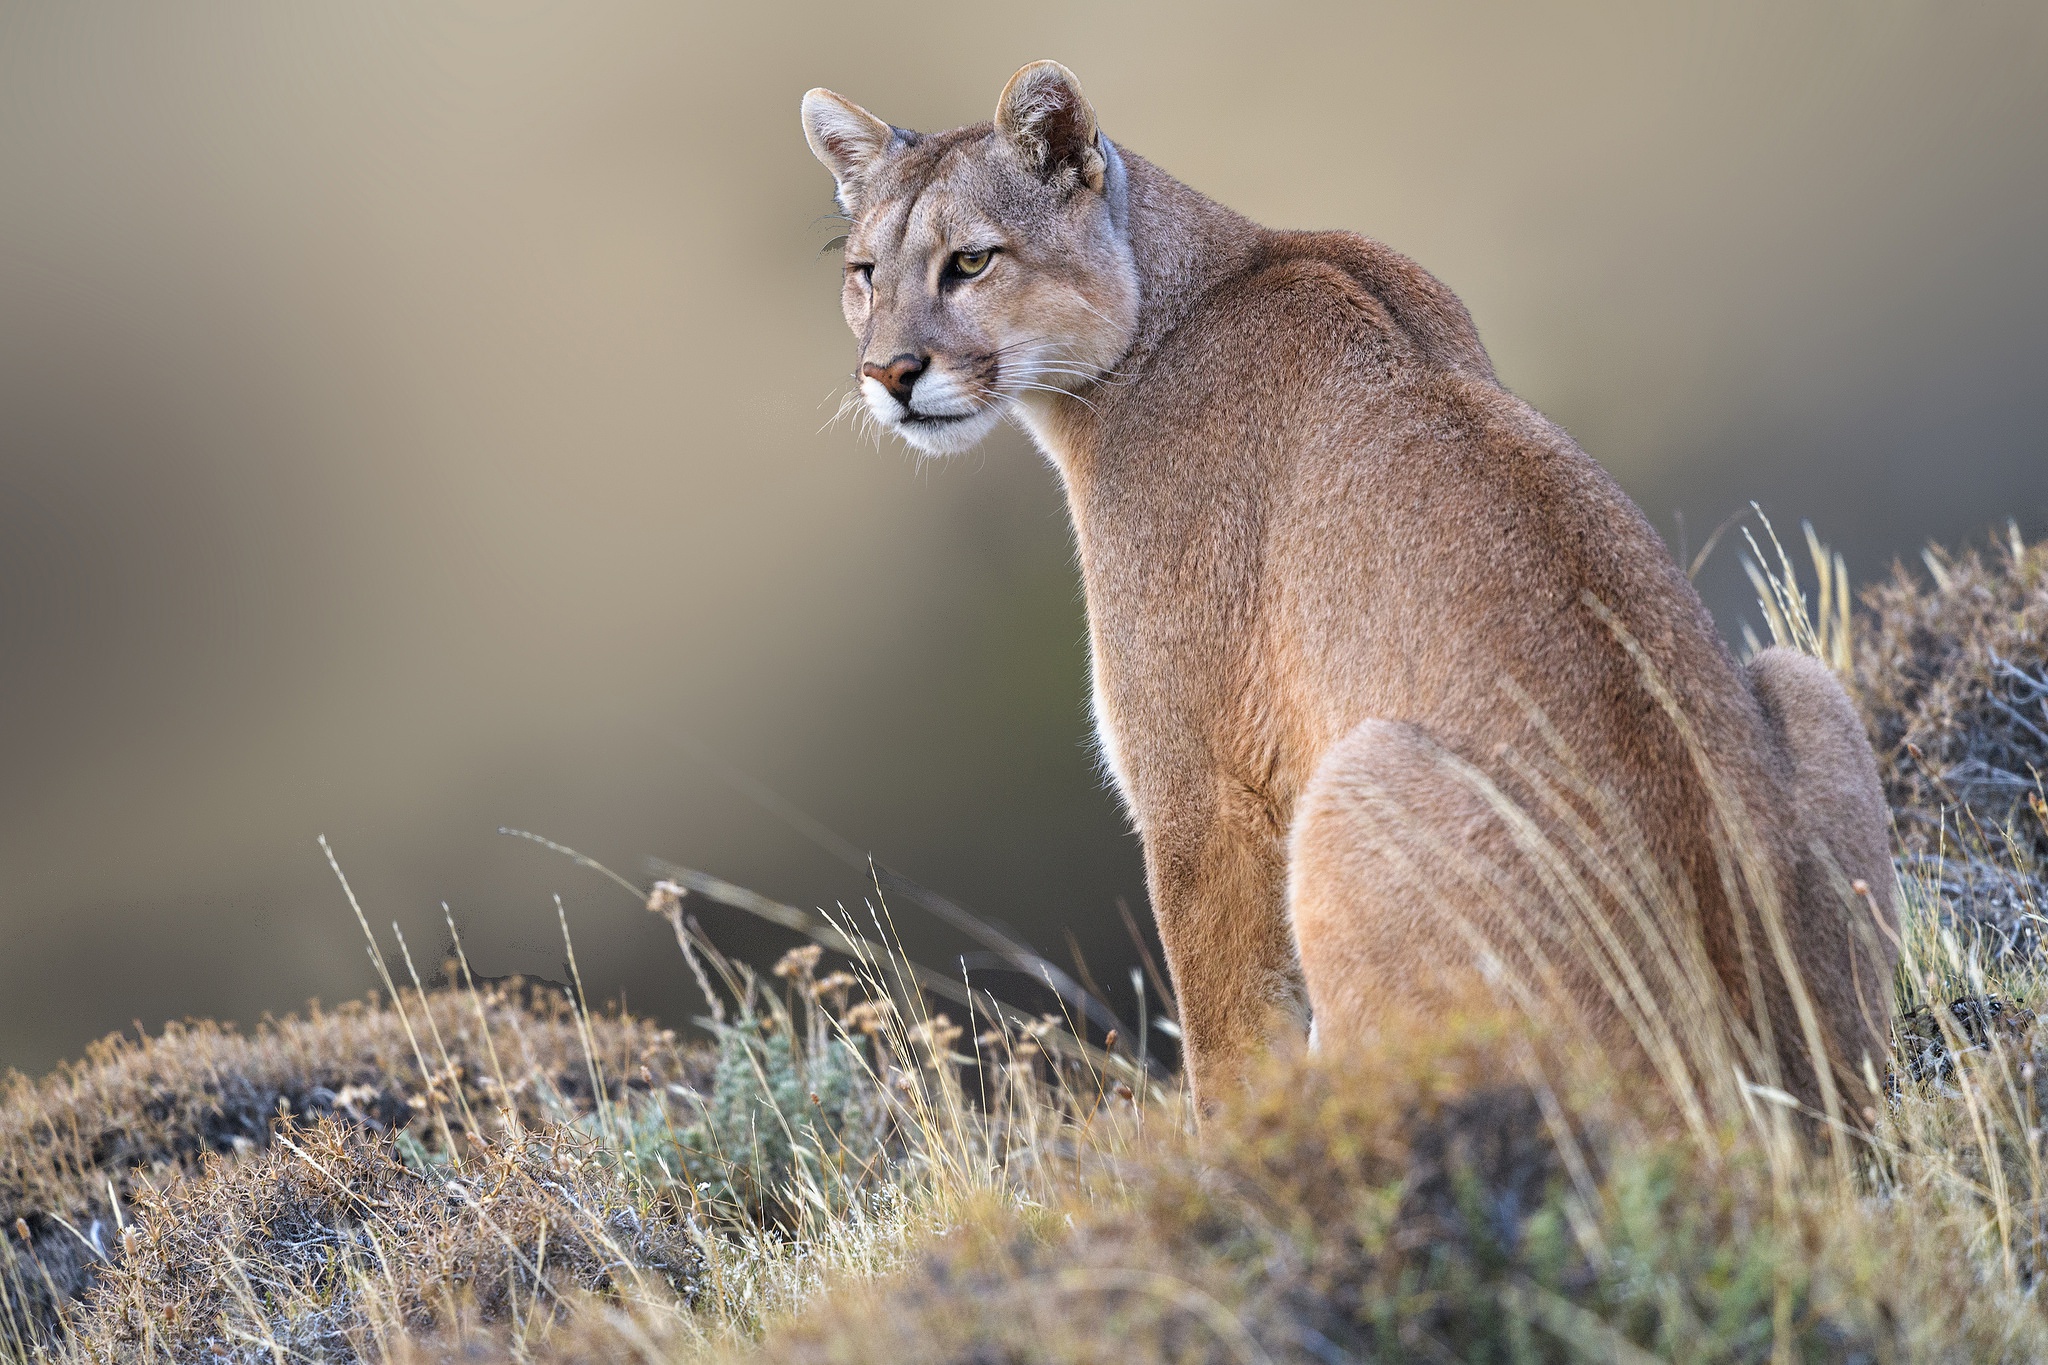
1;866;1159;1362
5;523;2048;1363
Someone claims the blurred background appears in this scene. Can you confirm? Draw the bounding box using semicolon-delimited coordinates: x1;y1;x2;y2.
1;2;2043;1074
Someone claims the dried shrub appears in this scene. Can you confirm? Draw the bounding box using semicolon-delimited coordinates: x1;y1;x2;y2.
1855;525;2048;849
1892;996;2039;1090
1852;524;2048;961
72;1116;701;1364
0;985;707;1338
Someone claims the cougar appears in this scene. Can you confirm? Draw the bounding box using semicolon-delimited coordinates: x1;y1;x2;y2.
801;61;1897;1119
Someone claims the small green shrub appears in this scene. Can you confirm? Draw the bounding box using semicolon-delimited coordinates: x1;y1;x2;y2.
671;1015;880;1219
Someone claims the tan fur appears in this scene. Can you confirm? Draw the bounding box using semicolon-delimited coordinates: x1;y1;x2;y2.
802;63;1898;1118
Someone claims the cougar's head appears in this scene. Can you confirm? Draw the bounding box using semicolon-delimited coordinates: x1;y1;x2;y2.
801;61;1139;456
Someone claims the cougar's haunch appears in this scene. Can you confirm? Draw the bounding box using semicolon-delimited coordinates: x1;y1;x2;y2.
801;62;1898;1119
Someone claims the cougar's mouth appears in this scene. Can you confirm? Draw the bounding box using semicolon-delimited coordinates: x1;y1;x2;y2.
856;366;1001;455
885;400;1001;456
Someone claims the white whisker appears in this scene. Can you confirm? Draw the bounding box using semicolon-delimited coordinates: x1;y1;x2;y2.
1005;381;1099;413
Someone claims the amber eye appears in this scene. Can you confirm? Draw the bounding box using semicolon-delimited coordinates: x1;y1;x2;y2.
950;249;993;278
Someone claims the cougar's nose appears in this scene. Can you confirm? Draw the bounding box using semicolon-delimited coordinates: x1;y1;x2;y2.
861;353;928;405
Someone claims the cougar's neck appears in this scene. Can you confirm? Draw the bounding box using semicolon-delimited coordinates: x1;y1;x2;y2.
1114;145;1263;367
1014;145;1261;480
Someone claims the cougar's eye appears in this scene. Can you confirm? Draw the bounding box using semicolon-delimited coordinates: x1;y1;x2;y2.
949;249;993;279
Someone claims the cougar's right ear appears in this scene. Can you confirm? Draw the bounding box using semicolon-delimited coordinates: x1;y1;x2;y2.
801;89;904;212
996;60;1106;192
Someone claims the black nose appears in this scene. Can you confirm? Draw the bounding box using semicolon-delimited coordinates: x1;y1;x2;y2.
861;353;929;405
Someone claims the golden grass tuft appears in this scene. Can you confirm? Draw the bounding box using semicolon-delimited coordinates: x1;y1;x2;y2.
729;1015;2048;1364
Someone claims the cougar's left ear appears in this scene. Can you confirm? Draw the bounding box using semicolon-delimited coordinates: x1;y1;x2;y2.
995;60;1106;192
801;88;906;211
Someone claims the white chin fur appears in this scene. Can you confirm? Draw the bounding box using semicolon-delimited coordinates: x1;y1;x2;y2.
895;406;1003;455
861;376;1002;456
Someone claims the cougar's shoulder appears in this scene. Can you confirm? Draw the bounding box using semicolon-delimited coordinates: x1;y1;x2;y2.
1240;230;1497;383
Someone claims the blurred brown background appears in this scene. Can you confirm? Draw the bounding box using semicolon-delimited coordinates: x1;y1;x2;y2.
2;2;2043;1073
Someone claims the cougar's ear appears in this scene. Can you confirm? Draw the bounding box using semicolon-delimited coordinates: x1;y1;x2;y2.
801;88;904;209
995;60;1106;192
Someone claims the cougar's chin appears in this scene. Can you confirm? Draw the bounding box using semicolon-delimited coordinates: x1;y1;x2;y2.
895;405;1001;455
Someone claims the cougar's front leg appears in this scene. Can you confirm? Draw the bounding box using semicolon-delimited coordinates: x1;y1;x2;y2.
1141;777;1302;1118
